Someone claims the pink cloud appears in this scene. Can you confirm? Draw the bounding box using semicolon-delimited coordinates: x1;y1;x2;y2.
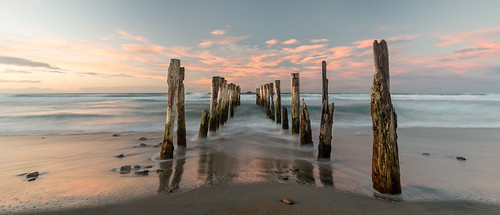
282;44;327;53
282;39;299;45
121;44;166;55
265;39;279;46
115;30;149;43
310;38;329;43
352;39;373;49
211;29;225;35
436;27;500;47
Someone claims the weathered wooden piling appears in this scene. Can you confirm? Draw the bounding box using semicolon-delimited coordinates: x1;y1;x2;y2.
371;40;401;195
291;73;300;134
282;107;289;129
209;77;220;132
256;88;260;105
161;59;180;159
236;85;241;106
269;83;275;121
177;67;186;147
199;110;210;138
300;99;313;145
265;84;270;117
318;61;334;159
216;78;225;128
275;80;281;124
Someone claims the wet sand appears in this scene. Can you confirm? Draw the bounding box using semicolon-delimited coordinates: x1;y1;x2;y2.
1;126;500;214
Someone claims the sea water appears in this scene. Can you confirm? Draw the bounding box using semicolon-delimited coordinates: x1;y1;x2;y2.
1;93;500;136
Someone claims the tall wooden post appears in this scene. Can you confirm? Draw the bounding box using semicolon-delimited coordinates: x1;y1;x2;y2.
216;78;225;129
265;84;270;117
371;40;401;194
300;99;313;145
269;83;275;121
209;77;220;132
177;67;186;147
291;73;300;134
318;61;334;159
161;59;180;159
256;88;260;105
236;85;241;106
282;107;289;129
260;85;264;107
275;80;281;124
199;110;209;138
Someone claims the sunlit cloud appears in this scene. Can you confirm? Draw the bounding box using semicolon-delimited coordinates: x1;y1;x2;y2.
115;30;149;43
282;39;298;45
211;29;225;35
310;38;329;43
265;39;279;46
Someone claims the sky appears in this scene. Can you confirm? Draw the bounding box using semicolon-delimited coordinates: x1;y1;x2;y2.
1;0;500;94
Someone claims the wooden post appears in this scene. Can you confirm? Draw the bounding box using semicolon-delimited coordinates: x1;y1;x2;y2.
300;99;313;145
209;77;220;132
216;77;225;129
177;67;186;147
199;110;210;138
256;88;260;105
265;84;270;117
371;40;401;194
318;61;334;159
260;85;265;107
237;85;241;106
291;73;300;134
229;84;236;117
269;82;275;121
161;59;180;159
275;80;281;124
282;107;289;129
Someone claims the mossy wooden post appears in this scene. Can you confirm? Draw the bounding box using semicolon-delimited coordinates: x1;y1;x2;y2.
199;110;209;138
282;107;289;129
256;88;260;105
177;67;186;147
318;61;334;159
300;99;313;145
269;82;275;121
161;59;180;159
371;40;401;195
209;77;220;132
291;73;300;134
275;80;281;124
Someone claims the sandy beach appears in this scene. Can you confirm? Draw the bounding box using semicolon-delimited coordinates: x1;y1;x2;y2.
2;126;500;214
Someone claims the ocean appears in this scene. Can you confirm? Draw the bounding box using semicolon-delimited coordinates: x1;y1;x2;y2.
1;93;500;136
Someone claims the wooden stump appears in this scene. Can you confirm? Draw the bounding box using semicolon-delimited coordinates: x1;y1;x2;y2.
275;80;281;124
161;59;180;159
177;67;186;147
256;88;260;105
209;77;220;132
282;107;289;129
269;83;275;121
300;99;313;145
318;61;334;159
199;110;210;138
371;40;401;195
291;73;300;134
237;86;241;106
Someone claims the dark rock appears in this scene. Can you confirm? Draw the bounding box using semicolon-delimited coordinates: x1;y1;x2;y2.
137;137;147;141
26;171;39;178
153;144;161;148
281;198;294;205
112;133;120;137
293;168;299;172
133;165;141;169
456;156;467;161
116;154;124;158
27;177;36;182
280;176;289;181
144;165;153;169
156;169;163;173
135;170;149;176
139;143;147;147
422;153;430;156
120;165;131;173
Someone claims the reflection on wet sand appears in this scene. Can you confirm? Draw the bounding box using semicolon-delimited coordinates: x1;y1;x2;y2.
197;142;239;185
158;148;186;193
319;162;334;188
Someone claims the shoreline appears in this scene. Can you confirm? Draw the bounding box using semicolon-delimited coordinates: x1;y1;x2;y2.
2;127;500;214
26;182;500;215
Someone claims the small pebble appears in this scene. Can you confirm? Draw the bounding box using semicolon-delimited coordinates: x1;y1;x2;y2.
422;153;430;156
144;165;153;169
293;168;299;172
280;176;289;181
139;143;147;147
120;165;131;173
135;170;149;176
26;171;39;178
27;178;36;182
281;198;294;205
156;169;164;173
456;156;467;161
137;137;147;141
133;165;141;169
116;154;124;158
112;133;120;137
